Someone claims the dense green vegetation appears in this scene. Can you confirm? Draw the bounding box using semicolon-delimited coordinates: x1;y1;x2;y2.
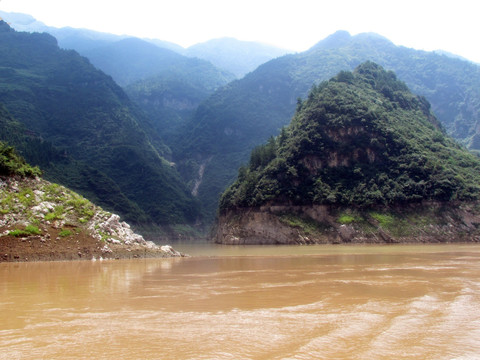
0;101;151;223
179;31;480;220
220;63;480;210
125;58;234;148
0;141;41;178
0;21;200;227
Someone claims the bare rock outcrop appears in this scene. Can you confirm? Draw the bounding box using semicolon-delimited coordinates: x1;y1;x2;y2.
1;176;184;261
215;202;480;245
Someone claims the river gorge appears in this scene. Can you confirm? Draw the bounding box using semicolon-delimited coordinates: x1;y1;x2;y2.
1;243;479;359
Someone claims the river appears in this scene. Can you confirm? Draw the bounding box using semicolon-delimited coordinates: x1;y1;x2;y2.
1;243;480;359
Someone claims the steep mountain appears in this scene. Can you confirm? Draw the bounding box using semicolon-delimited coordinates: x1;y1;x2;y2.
216;63;480;244
0;21;200;229
185;37;290;78
0;103;148;222
124;56;234;149
179;30;480;220
82;37;234;87
83;36;235;150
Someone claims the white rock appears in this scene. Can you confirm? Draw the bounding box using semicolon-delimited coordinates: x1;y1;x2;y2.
101;245;112;253
160;245;181;256
33;190;45;197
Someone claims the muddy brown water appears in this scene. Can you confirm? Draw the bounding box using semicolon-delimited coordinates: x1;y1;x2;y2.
1;243;480;359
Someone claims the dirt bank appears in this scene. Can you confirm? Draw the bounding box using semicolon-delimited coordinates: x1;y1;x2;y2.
0;224;184;262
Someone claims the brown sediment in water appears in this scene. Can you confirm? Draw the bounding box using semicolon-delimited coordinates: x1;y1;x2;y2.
2;246;480;359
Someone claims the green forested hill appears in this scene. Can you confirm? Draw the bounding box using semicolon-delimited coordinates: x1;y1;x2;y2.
0;21;200;227
179;31;480;220
220;62;480;211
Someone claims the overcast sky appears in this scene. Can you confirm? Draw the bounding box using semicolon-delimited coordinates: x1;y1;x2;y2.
1;0;479;63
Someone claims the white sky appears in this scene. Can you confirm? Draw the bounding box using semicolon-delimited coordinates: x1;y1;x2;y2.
1;0;479;63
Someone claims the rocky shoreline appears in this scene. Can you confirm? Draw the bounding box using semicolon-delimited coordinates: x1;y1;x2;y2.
0;176;185;262
215;202;480;245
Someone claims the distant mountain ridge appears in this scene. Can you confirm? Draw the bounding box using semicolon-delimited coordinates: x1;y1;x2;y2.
0;10;130;52
0;11;290;78
81;37;234;87
179;30;480;220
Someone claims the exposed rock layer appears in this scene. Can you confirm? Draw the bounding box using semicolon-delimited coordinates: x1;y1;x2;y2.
215;202;480;245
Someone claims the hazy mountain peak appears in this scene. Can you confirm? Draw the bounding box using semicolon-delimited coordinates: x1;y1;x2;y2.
310;30;352;50
188;37;285;50
103;36;182;56
309;30;394;52
354;32;394;45
0;11;36;25
83;37;229;86
0;11;47;32
185;37;291;78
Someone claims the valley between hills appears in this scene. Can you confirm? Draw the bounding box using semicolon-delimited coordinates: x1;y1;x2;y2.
1;12;480;259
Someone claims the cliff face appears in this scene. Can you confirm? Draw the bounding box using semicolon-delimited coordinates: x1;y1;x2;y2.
216;203;480;245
